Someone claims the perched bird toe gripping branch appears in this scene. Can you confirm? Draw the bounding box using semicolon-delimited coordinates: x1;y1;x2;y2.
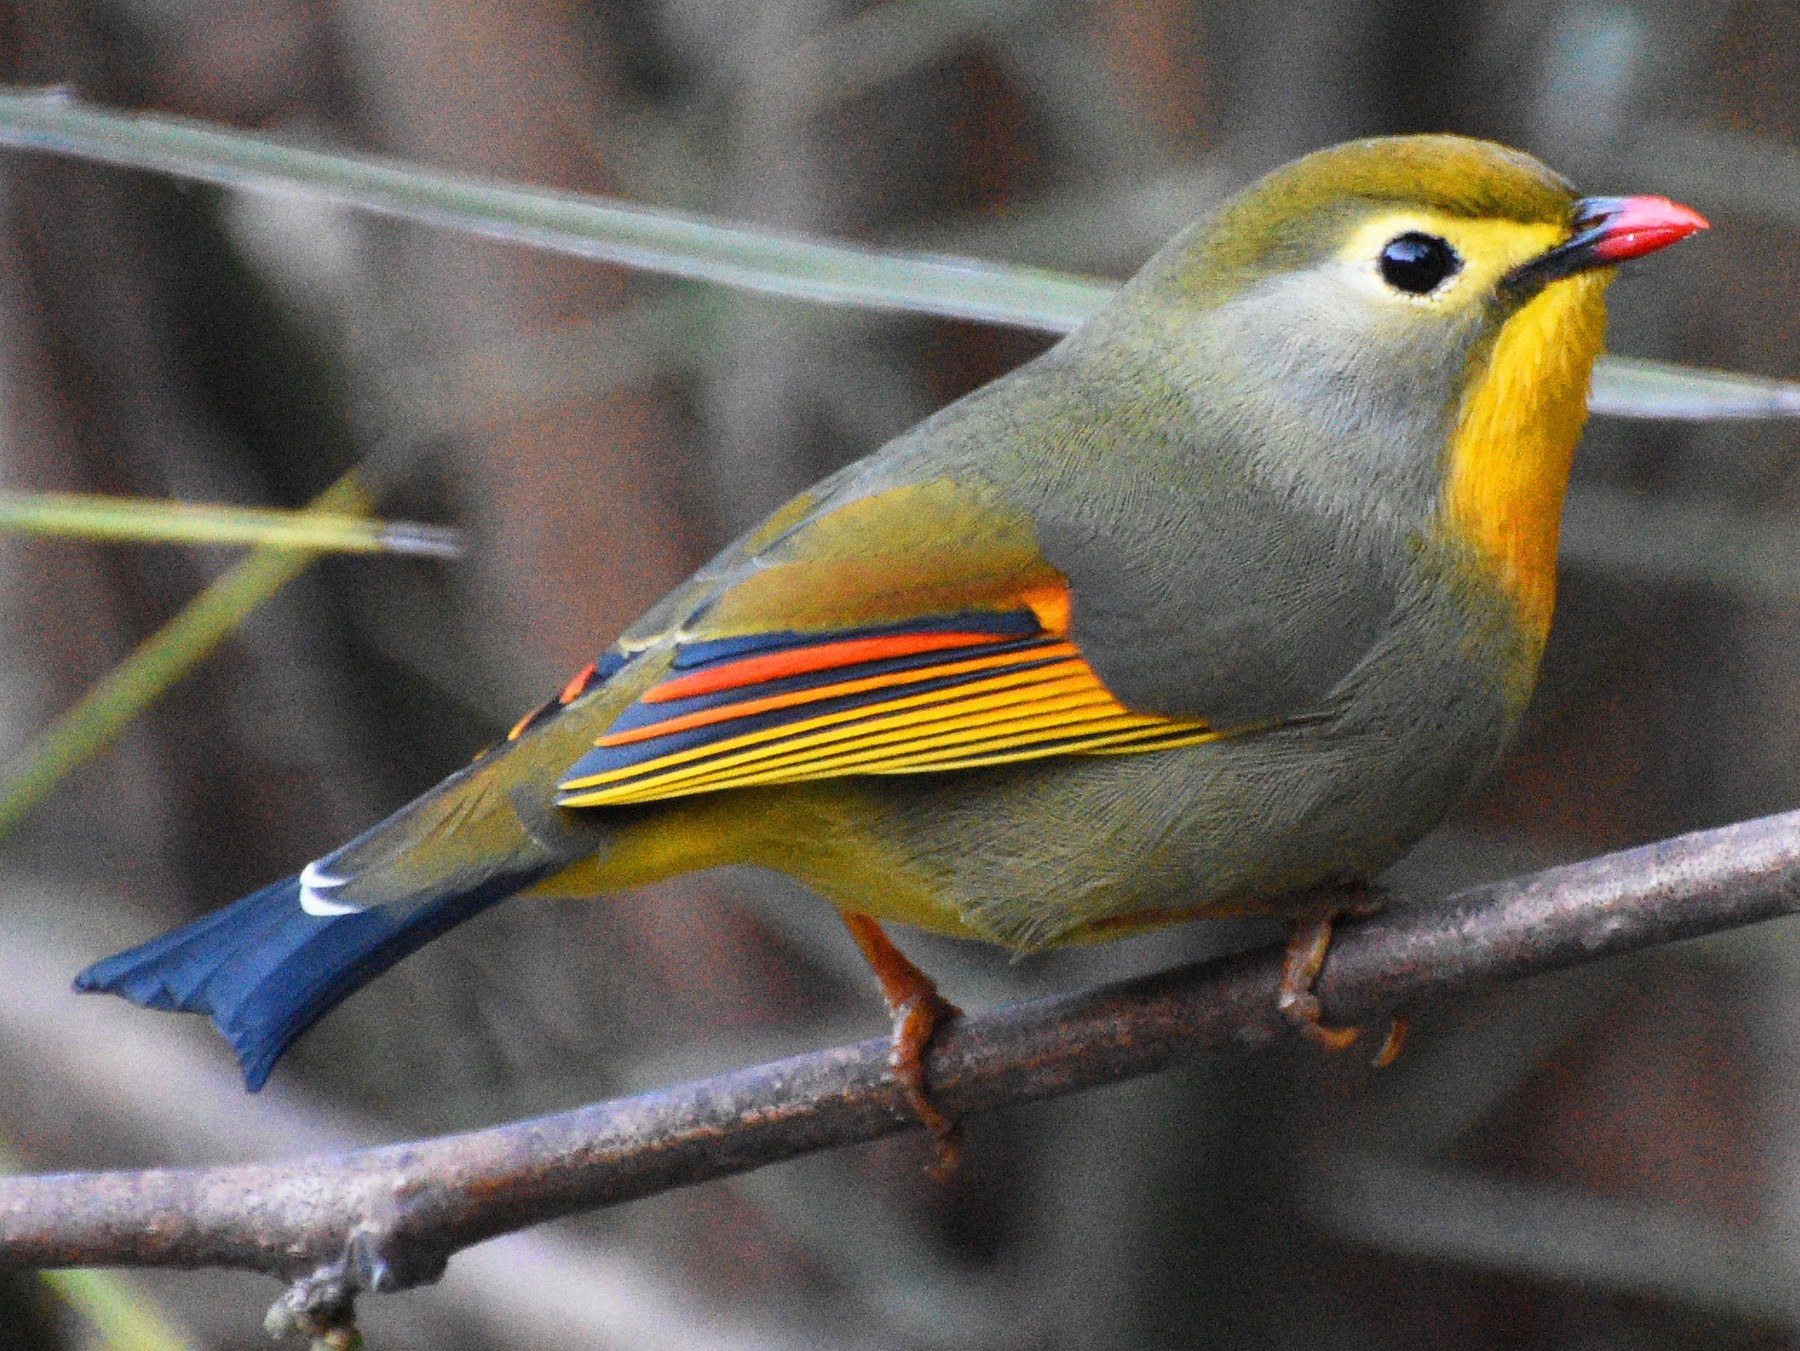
76;136;1706;1164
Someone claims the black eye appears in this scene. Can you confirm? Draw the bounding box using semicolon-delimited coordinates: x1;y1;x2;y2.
1378;232;1461;295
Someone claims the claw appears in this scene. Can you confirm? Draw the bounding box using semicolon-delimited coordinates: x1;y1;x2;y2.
1278;905;1363;1050
1371;1012;1410;1068
1277;892;1406;1066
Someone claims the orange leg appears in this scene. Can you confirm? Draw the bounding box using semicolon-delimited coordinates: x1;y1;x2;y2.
840;911;963;1177
1277;896;1406;1066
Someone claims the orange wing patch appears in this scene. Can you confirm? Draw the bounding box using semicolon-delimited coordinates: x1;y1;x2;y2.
555;608;1215;809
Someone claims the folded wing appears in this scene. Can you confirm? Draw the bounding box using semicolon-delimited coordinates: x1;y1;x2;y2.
557;606;1217;807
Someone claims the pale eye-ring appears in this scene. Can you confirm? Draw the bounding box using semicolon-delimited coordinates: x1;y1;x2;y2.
1378;232;1462;295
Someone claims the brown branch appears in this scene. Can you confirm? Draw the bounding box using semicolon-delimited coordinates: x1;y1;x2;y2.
6;808;1800;1333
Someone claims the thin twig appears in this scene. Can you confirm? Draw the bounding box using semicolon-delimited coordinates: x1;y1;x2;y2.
4;808;1800;1317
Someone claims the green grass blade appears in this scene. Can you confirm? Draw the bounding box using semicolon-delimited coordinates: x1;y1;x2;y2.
0;88;1791;422
0;86;1113;332
0;490;461;556
1587;356;1800;420
40;1270;195;1351
0;474;371;840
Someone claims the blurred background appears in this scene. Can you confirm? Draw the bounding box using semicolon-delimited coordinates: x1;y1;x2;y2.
1;0;1797;1347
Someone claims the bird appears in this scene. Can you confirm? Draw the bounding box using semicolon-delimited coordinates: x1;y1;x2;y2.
75;135;1706;1159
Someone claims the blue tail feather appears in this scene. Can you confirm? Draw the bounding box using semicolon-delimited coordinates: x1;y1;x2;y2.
74;869;548;1090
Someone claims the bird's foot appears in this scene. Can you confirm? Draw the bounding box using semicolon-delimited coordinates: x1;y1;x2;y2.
1277;903;1360;1049
887;984;965;1179
1278;891;1405;1066
841;912;964;1177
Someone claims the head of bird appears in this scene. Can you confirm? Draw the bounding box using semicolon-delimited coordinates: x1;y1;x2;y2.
1102;133;1706;640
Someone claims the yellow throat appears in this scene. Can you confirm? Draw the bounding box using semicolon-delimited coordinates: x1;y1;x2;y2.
1440;270;1611;643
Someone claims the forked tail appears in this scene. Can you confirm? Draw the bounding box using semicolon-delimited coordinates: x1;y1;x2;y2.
74;864;553;1089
